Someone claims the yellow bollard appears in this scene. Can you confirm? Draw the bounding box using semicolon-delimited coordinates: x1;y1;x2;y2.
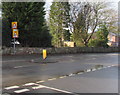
43;49;47;60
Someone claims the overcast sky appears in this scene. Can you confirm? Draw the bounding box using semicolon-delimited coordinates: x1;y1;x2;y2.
0;0;119;18
45;0;119;10
45;0;119;19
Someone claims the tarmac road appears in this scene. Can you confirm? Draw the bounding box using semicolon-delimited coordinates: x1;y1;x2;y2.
2;53;119;94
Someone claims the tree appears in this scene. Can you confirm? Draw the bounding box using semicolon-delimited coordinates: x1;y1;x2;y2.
70;2;109;47
49;1;70;47
2;18;11;47
62;2;71;41
88;24;109;47
2;2;51;47
101;9;118;34
72;11;87;46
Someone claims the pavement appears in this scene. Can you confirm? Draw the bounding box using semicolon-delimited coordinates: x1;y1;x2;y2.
1;53;119;94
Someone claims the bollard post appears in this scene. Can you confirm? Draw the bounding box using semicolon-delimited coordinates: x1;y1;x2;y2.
43;49;47;60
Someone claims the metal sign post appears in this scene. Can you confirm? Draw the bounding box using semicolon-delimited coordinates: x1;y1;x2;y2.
13;38;16;54
12;29;19;54
12;22;18;55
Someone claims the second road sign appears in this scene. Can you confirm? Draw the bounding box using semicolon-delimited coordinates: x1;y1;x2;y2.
12;29;19;38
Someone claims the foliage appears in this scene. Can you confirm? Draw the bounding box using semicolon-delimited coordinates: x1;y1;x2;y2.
2;18;11;47
2;2;51;47
88;39;109;47
70;2;111;47
72;11;87;46
100;8;118;34
88;24;109;47
49;1;70;47
62;2;71;41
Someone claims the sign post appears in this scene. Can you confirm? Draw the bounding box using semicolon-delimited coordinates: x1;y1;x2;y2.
13;37;15;54
12;29;19;54
12;22;18;54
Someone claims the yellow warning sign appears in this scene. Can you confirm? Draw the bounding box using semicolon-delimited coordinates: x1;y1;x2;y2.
12;29;19;38
12;22;17;29
43;49;47;60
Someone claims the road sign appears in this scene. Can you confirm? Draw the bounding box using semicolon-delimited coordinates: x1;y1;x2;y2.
12;22;17;29
12;29;19;38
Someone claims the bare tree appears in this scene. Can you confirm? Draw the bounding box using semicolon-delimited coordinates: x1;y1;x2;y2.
70;2;110;47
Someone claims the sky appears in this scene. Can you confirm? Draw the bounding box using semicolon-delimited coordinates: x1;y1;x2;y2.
44;0;119;19
0;0;119;18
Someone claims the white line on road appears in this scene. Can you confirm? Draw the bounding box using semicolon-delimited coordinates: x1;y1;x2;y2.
32;84;74;94
59;76;66;79
69;74;75;77
91;68;96;71
78;72;83;74
14;65;33;69
14;89;30;93
103;67;108;69
86;69;91;72
48;78;57;81
32;85;46;89
111;65;116;67
42;85;73;94
97;67;103;70
107;66;112;68
5;86;19;90
36;80;45;83
14;66;24;68
23;83;38;86
106;54;118;55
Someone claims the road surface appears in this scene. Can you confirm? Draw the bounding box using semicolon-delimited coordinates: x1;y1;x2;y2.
2;53;119;94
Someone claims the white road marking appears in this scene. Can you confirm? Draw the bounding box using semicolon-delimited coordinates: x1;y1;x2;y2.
48;78;57;81
86;69;91;72
23;83;38;86
107;66;112;68
111;65;115;67
69;74;75;77
68;74;73;76
14;65;33;69
78;72;83;74
97;67;103;70
36;80;45;83
32;85;45;89
103;66;108;68
14;89;30;93
5;86;19;90
91;68;96;71
14;66;24;68
59;76;66;79
106;54;118;55
42;85;73;94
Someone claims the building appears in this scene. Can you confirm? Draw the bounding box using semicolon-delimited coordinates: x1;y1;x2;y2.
107;32;119;47
64;41;75;47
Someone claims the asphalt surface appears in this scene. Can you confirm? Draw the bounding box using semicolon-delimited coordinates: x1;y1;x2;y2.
2;53;119;94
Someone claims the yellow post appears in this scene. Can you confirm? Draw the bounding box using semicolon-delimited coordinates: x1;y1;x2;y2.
43;49;47;60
